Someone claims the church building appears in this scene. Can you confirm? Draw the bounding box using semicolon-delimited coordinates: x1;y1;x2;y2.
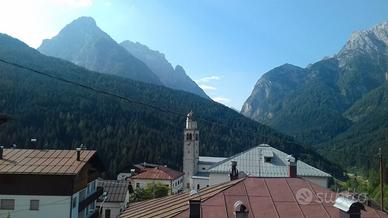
182;112;332;191
183;111;228;190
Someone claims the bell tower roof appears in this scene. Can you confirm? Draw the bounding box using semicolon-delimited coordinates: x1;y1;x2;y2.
186;110;197;129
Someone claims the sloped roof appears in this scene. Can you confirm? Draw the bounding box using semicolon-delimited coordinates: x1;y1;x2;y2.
131;166;184;180
0;149;96;175
120;179;243;218
208;144;331;178
97;180;130;203
119;177;388;218
198;156;227;165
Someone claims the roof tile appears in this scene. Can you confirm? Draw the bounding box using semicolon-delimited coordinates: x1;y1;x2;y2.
120;177;388;218
0;149;96;175
132;166;184;180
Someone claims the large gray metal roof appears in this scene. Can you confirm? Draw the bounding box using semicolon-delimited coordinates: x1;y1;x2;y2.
198;156;227;164
208;144;331;178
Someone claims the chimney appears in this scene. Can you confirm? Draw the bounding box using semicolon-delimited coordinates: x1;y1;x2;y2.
333;196;365;218
233;201;249;218
286;155;297;178
76;147;81;161
230;161;239;181
189;199;201;218
0;146;3;159
31;138;37;149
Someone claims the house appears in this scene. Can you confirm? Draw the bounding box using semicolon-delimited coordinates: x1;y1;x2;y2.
97;180;130;218
182;112;332;190
130;166;184;195
119;176;388;218
117;162;160;181
0;147;104;218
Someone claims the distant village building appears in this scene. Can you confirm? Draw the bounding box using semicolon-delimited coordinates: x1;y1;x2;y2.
97;180;130;218
117;162;161;181
119;176;388;218
130;165;184;195
182;112;332;190
0;147;104;218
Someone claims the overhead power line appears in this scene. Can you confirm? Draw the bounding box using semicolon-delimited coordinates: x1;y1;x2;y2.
0;57;296;144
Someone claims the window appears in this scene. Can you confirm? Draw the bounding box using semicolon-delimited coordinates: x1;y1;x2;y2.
0;199;15;210
195;133;199;141
91;181;96;192
105;209;111;218
264;157;272;163
197;184;200;190
30;200;39;210
136;183;140;188
79;190;86;201
72;197;77;208
186;133;192;140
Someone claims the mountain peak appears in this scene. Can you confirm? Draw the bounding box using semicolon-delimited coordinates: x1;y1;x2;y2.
38;17;162;85
120;40;209;98
60;16;102;36
338;21;388;57
70;16;97;27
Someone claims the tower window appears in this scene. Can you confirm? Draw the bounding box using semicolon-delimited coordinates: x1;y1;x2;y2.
197;184;200;190
195;133;199;141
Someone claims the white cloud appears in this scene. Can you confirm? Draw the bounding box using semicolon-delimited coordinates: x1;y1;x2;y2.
195;75;221;83
212;96;231;105
199;84;216;91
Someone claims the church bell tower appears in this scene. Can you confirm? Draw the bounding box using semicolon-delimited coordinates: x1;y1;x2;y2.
183;111;199;190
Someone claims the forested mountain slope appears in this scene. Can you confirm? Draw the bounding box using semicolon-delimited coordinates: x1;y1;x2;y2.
242;21;388;145
0;33;343;177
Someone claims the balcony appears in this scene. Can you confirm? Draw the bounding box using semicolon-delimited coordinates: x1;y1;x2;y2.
79;186;103;212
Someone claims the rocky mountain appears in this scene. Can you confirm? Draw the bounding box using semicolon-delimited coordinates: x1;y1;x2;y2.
0;33;343;177
38;17;162;85
241;21;388;169
120;40;209;98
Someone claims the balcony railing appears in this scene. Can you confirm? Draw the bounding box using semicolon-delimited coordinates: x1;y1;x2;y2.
79;186;103;212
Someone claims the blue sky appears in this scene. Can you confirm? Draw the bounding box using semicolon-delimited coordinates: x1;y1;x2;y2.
1;0;388;109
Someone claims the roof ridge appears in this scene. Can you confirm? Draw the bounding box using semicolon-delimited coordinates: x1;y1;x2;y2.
207;144;267;171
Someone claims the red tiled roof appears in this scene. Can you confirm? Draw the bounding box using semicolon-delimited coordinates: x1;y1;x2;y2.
120;177;388;218
0;149;96;175
131;166;184;180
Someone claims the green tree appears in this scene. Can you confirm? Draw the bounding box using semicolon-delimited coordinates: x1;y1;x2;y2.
130;183;169;203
